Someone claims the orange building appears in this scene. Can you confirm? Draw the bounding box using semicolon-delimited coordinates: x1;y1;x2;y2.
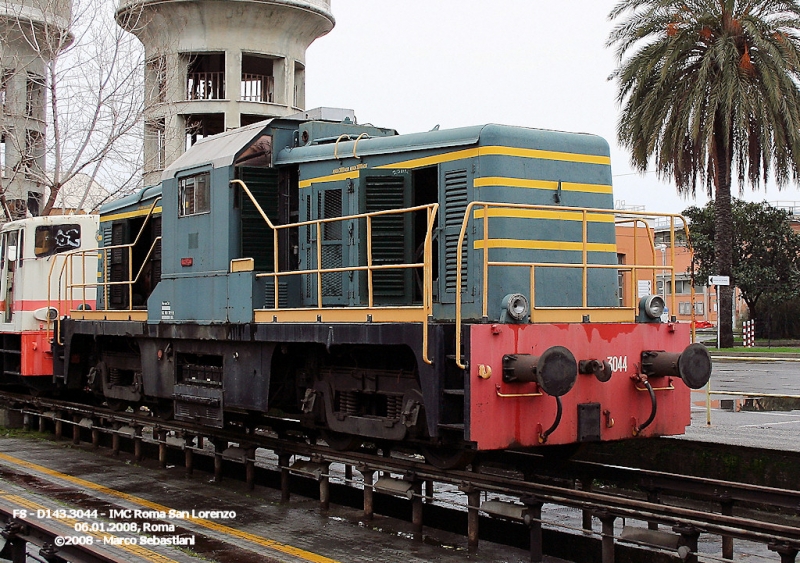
615;218;718;327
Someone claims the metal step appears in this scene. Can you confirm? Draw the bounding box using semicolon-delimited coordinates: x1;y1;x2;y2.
438;423;465;431
442;389;465;396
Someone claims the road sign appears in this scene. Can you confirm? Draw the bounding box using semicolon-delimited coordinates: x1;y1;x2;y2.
637;280;651;298
708;275;730;286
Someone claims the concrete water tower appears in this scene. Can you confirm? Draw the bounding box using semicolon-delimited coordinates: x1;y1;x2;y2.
0;0;72;218
116;0;335;187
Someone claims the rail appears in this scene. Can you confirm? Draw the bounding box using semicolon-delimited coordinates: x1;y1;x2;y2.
231;179;438;364
51;197;162;334
4;390;800;562
455;203;694;369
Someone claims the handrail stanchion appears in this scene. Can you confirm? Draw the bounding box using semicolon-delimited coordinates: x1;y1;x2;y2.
367;216;374;308
481;203;489;319
316;222;323;308
582;210;588;308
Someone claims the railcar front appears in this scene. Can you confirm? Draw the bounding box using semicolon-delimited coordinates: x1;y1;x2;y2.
0;215;98;392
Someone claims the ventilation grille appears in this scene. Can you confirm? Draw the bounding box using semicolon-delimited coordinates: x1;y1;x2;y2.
263;280;289;308
444;170;469;293
240;167;279;272
109;222;126;307
365;175;407;299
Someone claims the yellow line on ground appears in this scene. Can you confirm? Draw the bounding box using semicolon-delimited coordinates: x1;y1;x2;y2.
0;452;342;563
0;488;178;562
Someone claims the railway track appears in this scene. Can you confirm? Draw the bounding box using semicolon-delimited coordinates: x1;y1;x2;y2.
1;391;798;563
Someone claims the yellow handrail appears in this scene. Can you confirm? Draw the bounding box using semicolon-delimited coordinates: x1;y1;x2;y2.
454;202;693;369
50;197;162;341
232;179;439;365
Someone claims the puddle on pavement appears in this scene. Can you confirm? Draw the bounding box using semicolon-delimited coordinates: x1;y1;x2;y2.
721;397;800;412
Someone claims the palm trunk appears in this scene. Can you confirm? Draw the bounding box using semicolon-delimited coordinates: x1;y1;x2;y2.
712;113;735;348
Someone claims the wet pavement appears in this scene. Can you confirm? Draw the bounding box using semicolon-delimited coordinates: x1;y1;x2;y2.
685;358;800;451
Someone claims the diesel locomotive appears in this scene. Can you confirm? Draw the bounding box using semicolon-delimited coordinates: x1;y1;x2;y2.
8;111;712;467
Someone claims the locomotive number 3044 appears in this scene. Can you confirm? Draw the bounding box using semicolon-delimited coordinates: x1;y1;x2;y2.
606;356;628;372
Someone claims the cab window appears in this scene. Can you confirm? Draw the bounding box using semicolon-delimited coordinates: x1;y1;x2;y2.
179;172;210;217
34;224;81;257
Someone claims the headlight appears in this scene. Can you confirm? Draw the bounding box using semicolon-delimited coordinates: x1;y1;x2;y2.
640;295;665;319
501;293;529;323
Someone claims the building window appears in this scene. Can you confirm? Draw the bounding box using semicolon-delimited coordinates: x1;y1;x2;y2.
0;70;12;112
0;133;5;178
294;61;305;108
184;114;224;150
146;56;167;103
20;130;43;178
179;172;210;217
695;301;705;315
145;119;166;171
185;53;225;100
241;54;274;102
25;74;44;118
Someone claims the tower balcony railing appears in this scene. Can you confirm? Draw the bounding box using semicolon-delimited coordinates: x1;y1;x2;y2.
241;74;274;103
186;72;225;101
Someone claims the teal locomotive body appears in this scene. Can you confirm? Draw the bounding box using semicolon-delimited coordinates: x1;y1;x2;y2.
57;113;710;465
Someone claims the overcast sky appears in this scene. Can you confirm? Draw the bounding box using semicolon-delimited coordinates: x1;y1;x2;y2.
305;0;800;214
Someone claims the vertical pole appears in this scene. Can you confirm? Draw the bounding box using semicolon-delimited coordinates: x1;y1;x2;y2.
579;479;593;534
54;411;62;440
319;463;330;511
673;524;700;563
213;440;224;483
22;414;30;431
647;489;659;530
362;468;374;520
598;511;616;563
466;487;480;552
72;416;81;445
133;426;143;462
425;479;435;503
279;453;291;504
411;480;423;541
716;286;720;349
112;430;120;456
524;499;544;563
721;499;734;559
10;538;25;563
184;435;194;476
91;427;100;448
769;543;799;563
38;415;46;433
246;447;256;491
158;429;167;468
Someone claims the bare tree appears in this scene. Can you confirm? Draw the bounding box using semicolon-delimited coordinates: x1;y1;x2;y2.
0;0;150;219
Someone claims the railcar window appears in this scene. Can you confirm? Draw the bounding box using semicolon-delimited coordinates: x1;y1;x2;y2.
179;172;211;216
34;224;81;257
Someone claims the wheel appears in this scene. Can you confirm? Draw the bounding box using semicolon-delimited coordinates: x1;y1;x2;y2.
421;445;475;470
321;430;362;451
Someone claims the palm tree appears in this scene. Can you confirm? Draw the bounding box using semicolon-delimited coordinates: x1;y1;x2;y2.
607;0;800;347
